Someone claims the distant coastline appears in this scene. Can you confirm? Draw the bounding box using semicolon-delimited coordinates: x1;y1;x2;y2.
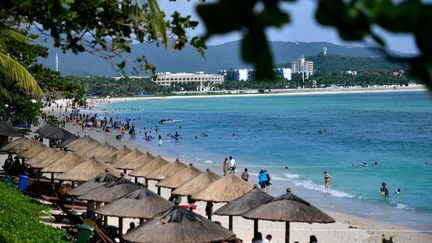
86;85;427;105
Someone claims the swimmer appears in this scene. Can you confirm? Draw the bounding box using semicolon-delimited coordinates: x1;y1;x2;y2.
284;166;288;170
395;188;401;194
362;162;368;167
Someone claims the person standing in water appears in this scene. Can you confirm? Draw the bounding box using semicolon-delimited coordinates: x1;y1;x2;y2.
158;135;162;147
222;158;229;176
229;156;236;174
324;171;331;189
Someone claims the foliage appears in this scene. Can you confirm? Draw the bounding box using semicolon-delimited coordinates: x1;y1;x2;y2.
0;182;71;242
196;0;432;90
65;76;171;97
0;0;205;75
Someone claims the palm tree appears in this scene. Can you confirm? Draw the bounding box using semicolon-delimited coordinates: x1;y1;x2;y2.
0;28;43;98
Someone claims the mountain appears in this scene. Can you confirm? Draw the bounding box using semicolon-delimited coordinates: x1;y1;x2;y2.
36;39;392;76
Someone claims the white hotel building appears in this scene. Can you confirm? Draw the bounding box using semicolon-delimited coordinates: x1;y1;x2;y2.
153;72;224;90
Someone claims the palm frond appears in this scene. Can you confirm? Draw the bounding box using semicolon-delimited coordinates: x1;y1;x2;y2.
0;86;11;100
0;53;43;95
148;0;168;49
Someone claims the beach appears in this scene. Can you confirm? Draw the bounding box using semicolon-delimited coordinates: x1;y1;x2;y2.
37;92;432;243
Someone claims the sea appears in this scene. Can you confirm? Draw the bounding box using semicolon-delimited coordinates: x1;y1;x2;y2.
98;91;432;231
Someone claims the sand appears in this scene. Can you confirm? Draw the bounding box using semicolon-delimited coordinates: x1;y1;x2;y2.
4;90;430;243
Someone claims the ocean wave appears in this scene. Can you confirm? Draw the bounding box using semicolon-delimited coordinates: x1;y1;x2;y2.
390;201;414;210
204;160;213;164
293;179;355;198
283;173;300;179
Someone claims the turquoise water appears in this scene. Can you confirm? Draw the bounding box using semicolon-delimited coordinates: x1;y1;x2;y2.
100;92;432;230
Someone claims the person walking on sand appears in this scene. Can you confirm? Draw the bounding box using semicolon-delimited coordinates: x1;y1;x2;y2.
258;169;267;191
222;158;229;176
324;171;331;189
229;156;236;174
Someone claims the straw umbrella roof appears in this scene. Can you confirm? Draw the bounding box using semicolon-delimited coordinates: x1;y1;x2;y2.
17;142;48;159
7;138;38;154
0;124;22;137
1;137;28;152
129;156;170;178
116;152;154;170
100;146;131;164
25;148;58;166
30;151;68;169
41;152;88;173
78;177;140;203
156;164;202;189
145;159;188;181
44;128;75;140
93;145;118;162
243;188;335;223
82;142;116;159
36;124;59;137
172;169;221;196
192;174;254;203
111;149;144;169
214;187;274;216
243;188;335;243
95;187;172;219
57;159;121;182
123;202;235;243
74;139;102;155
68;171;119;196
66;136;97;152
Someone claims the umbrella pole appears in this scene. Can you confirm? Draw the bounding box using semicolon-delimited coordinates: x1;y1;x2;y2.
285;221;290;243
228;216;233;231
157;186;161;195
134;177;138;184
119;217;123;237
51;173;54;184
253;219;258;235
104;216;108;227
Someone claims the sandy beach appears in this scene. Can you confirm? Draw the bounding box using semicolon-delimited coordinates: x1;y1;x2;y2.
39;103;431;243
82;85;427;106
4;90;429;243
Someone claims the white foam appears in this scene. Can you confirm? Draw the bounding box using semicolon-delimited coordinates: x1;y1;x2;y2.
284;173;300;179
390;201;414;210
293;179;355;198
204;160;213;164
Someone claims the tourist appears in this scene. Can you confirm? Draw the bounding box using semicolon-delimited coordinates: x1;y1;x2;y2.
127;222;135;233
2;154;13;175
205;201;214;220
324;171;331;189
251;232;263;243
222;158;229;176
262;234;272;243
158;135;162;147
395;188;401;194
241;168;249;181
309;235;318;243
258;169;267;191
380;182;389;196
264;170;271;189
229;156;236;174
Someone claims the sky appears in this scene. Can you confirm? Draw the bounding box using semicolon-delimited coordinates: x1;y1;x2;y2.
159;0;418;54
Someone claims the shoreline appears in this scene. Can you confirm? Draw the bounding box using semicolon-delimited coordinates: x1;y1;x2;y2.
82;85;428;105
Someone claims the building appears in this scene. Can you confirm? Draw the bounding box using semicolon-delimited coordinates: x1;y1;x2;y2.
152;72;224;91
291;56;314;78
275;68;292;80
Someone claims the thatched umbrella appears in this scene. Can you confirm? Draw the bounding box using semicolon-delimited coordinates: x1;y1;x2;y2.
172;169;221;197
110;149;144;169
99;145;131;164
7;138;38;154
214;186;274;231
16;142;48;159
36;124;59;137
41;152;88;182
156;164;202;190
44;127;75;140
117;152;154;173
25;148;58;167
0;124;22;137
243;188;335;243
66;136;98;153
123;201;235;243
145;159;189;195
82;142;116;160
78;177;140;203
92;144;118;162
129;156;170;186
68;171;119;197
73;139;102;155
57;159;121;182
192;174;254;220
30;150;68;169
95;187;172;236
0;137;28;152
